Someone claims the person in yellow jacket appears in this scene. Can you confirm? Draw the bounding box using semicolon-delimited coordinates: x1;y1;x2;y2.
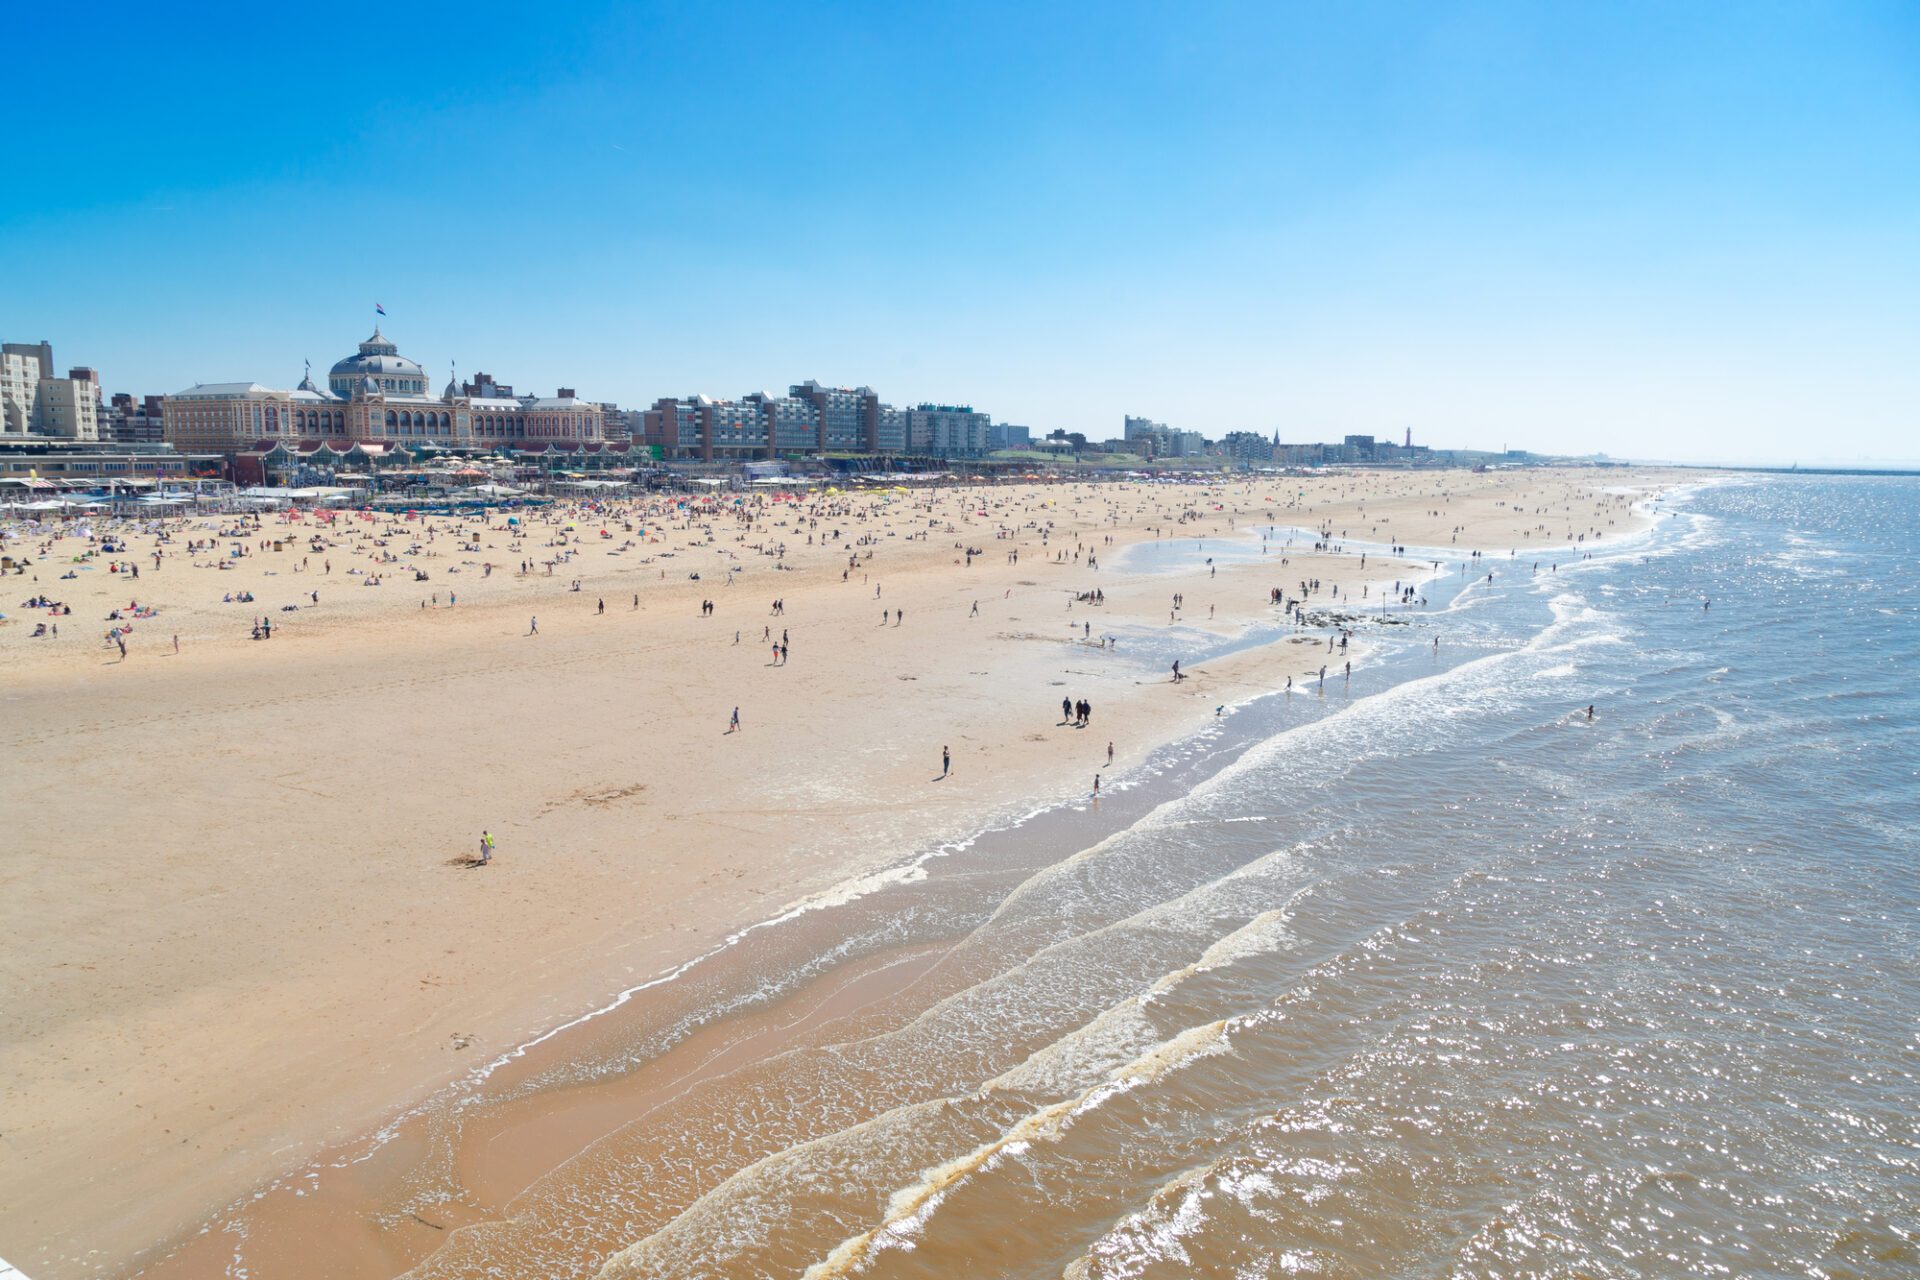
479;830;495;866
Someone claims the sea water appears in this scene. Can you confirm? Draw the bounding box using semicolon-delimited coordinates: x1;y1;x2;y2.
395;475;1916;1280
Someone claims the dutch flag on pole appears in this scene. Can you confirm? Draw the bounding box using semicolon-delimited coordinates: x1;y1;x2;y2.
375;303;386;316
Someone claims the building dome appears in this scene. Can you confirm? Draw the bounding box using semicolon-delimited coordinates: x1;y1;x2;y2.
329;327;429;398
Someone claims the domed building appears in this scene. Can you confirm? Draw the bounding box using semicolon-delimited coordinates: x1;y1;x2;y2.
328;328;428;398
164;324;619;478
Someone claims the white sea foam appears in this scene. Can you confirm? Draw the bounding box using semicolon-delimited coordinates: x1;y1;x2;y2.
798;1020;1234;1279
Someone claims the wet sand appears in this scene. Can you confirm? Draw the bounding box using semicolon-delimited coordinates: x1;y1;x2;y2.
0;469;1665;1276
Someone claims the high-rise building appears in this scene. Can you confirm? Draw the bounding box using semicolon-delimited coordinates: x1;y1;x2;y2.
642;382;994;460
107;393;168;444
1121;414;1207;458
791;381;880;453
40;367;102;441
2;341;103;440
597;403;632;442
906;403;992;454
1221;431;1274;463
0;345;47;436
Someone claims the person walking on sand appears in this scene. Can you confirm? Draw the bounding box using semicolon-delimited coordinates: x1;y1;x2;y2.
478;830;494;865
729;706;741;733
1107;741;1114;765
529;616;538;635
172;634;179;654
942;745;951;777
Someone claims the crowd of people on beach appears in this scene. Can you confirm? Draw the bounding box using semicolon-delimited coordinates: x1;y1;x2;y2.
4;474;1650;875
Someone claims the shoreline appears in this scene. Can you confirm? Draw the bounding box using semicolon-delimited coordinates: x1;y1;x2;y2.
0;470;1676;1276
130;627;1393;1280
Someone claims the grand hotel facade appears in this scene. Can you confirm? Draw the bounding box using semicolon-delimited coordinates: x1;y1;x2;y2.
163;328;614;474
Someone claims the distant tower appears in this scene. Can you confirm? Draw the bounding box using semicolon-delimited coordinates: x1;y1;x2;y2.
1405;426;1412;448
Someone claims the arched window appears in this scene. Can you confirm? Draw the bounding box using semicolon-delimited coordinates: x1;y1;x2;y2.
386;410;398;427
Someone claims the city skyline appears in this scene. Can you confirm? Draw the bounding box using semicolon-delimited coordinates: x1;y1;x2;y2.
8;2;1919;464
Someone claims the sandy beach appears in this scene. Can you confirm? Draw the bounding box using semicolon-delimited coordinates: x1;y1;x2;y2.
0;468;1667;1277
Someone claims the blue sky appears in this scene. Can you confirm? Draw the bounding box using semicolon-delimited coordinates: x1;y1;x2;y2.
7;1;1918;462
